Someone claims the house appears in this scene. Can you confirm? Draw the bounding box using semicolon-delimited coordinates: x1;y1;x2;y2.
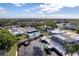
50;30;79;55
47;29;65;35
43;29;79;55
64;23;76;30
50;39;67;56
57;23;76;30
0;24;4;29
48;29;79;43
9;26;25;35
9;26;41;39
40;35;66;56
57;23;65;29
25;27;41;39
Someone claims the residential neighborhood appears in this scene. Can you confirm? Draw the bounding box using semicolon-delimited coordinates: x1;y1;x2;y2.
0;18;79;56
0;3;79;56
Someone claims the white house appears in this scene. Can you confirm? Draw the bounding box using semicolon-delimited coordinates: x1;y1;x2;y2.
47;29;65;35
9;27;25;35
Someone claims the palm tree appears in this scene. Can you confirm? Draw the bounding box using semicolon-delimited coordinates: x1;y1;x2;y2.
64;43;79;56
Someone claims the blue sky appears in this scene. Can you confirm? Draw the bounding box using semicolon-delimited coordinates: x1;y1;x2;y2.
0;3;79;18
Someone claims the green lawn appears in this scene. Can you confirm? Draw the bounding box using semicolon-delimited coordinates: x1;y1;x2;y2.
5;44;16;56
16;34;28;40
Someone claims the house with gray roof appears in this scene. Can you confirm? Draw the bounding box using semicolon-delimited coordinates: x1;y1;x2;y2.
9;26;41;39
25;27;41;39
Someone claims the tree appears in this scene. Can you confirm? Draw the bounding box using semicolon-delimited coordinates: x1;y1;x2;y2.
70;19;79;25
0;29;17;50
31;22;44;30
75;27;79;33
64;44;79;56
46;20;57;29
0;19;14;26
64;19;69;23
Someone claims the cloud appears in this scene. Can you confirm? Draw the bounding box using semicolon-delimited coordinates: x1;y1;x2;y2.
37;0;79;14
23;8;45;15
23;9;31;12
39;4;59;14
0;7;7;14
12;3;25;7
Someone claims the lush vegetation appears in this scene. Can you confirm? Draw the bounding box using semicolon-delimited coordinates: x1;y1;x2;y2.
64;19;69;23
64;44;79;55
0;29;29;56
0;20;15;26
31;20;57;30
0;29;17;50
75;27;79;33
5;44;16;56
16;34;29;40
46;20;57;28
70;19;79;25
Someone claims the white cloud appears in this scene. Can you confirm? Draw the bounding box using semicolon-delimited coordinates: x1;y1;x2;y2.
38;0;79;14
39;4;59;14
23;9;31;12
12;3;25;7
23;8;45;15
0;7;7;14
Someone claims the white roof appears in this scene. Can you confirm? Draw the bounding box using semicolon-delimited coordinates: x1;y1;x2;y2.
26;27;37;32
51;29;61;33
41;36;51;43
9;27;24;35
50;29;79;42
49;29;65;34
54;35;67;41
53;34;77;42
72;35;79;40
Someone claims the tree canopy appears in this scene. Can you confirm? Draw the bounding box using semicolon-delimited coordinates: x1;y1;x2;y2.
0;29;17;50
46;20;57;28
31;20;57;30
75;27;79;33
64;44;79;56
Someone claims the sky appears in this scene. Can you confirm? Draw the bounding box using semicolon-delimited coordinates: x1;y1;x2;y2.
0;2;79;18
